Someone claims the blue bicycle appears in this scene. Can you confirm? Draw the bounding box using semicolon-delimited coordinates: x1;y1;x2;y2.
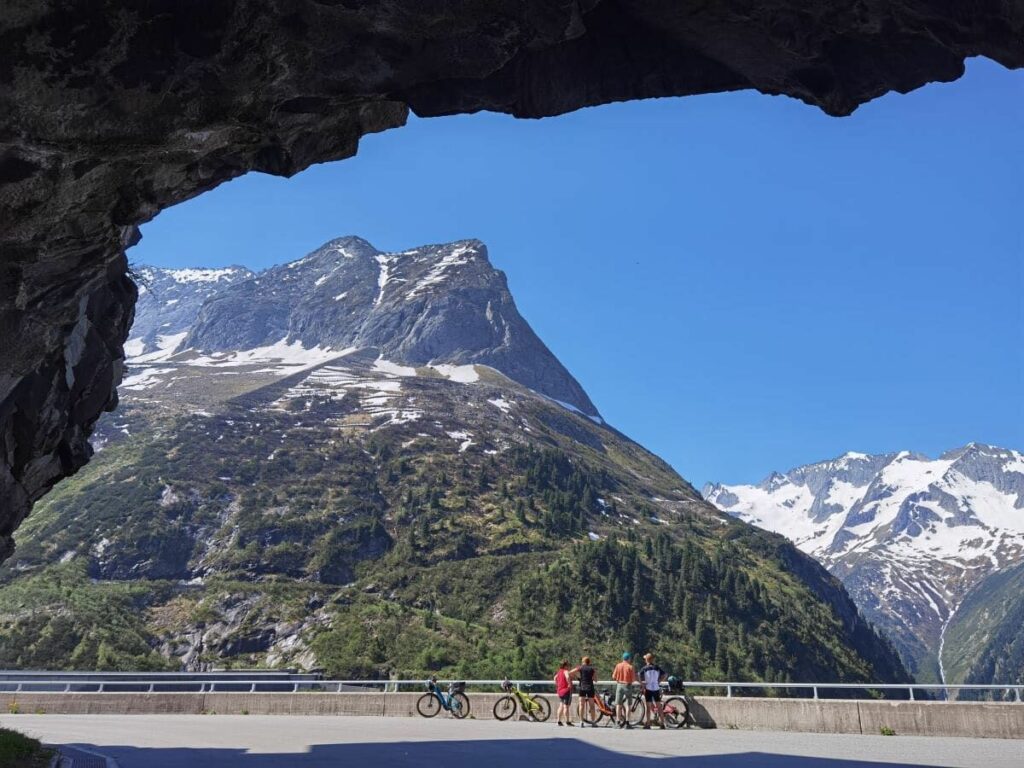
416;677;470;719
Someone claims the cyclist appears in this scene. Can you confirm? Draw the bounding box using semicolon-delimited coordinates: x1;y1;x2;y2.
639;652;667;729
571;656;598;726
554;660;574;726
611;652;637;728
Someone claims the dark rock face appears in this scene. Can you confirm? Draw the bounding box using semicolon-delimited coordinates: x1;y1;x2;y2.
1;1;1022;551
0;252;135;560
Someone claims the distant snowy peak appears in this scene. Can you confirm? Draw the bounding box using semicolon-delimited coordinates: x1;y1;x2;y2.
704;445;1024;562
128;237;601;419
704;444;1024;681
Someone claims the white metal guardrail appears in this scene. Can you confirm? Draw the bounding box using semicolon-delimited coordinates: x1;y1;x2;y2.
1;678;1021;702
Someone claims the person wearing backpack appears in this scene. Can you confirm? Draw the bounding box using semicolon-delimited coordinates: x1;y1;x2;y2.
554;660;574;726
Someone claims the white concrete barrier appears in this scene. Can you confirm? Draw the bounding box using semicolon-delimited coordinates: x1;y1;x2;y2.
2;692;1021;739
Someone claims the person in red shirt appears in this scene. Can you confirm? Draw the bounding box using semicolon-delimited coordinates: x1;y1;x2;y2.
554;659;574;726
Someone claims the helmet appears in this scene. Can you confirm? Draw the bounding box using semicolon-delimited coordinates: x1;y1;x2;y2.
622;652;632;661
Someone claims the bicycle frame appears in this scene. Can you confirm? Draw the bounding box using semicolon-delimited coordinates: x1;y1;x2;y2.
512;686;541;714
429;685;458;711
594;692;616;717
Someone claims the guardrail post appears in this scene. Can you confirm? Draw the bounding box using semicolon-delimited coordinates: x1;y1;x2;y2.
98;683;104;693
148;684;154;693
250;683;256;693
812;686;818;700
15;683;21;693
726;685;732;698
293;683;298;693
64;684;70;693
908;687;914;701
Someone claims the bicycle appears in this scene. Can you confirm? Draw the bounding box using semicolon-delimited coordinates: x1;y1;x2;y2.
416;678;471;719
492;679;552;722
586;676;691;728
582;686;646;727
659;676;692;729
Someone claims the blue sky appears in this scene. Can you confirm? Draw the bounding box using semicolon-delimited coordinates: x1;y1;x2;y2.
132;58;1023;487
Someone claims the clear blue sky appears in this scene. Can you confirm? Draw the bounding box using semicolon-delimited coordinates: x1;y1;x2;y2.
132;58;1023;487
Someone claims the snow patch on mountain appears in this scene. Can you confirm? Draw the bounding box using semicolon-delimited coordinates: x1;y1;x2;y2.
405;244;475;300
374;254;396;306
430;364;479;383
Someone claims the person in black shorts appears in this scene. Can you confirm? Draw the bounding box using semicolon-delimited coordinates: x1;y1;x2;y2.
639;652;666;729
571;656;598;726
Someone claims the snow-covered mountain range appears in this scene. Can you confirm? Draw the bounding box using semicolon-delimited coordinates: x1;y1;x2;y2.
703;445;1024;682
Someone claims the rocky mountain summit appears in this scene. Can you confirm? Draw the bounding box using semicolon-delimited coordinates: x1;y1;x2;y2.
0;238;907;686
704;445;1024;684
157;237;599;418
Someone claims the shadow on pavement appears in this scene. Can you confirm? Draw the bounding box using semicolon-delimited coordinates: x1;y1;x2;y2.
67;738;940;768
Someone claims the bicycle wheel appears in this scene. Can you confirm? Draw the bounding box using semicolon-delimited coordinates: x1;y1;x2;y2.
581;699;604;726
627;695;647;726
529;695;551;722
417;693;441;718
661;696;690;729
493;695;517;721
451;692;471;719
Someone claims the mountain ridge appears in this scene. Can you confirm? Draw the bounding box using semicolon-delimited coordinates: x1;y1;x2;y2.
141;236;600;419
704;443;1024;683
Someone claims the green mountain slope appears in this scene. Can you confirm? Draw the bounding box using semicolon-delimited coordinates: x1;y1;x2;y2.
0;352;908;685
942;561;1024;697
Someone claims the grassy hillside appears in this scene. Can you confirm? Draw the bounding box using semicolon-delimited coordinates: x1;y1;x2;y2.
0;359;909;687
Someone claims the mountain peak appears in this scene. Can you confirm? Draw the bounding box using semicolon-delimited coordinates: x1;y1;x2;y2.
133;237;600;418
757;471;790;491
940;442;1006;461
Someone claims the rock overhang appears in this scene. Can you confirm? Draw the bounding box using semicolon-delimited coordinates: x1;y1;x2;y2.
0;0;1021;557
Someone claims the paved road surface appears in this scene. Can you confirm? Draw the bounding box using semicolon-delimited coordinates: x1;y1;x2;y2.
5;714;1020;767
